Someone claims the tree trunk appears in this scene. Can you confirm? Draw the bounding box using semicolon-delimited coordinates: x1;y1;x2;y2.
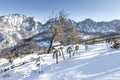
56;52;58;64
47;34;55;54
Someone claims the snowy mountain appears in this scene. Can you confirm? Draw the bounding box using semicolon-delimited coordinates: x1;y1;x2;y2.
1;14;120;50
77;19;120;34
0;14;44;50
44;18;120;35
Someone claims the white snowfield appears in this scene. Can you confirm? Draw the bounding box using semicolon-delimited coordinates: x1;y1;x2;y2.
0;43;120;80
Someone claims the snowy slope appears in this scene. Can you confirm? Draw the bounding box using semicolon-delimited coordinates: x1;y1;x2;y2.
0;43;120;80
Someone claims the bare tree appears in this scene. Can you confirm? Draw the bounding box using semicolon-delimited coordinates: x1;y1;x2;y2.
66;27;80;45
47;11;67;54
47;10;80;54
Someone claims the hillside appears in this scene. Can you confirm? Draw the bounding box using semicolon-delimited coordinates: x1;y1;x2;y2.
0;43;120;80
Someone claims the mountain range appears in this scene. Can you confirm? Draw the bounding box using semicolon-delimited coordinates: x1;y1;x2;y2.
0;14;120;50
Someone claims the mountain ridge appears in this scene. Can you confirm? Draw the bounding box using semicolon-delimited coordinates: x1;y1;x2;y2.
0;14;120;50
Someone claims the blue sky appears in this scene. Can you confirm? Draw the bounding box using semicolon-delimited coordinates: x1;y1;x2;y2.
0;0;120;23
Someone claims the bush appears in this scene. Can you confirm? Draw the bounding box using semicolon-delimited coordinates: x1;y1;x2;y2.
111;40;120;49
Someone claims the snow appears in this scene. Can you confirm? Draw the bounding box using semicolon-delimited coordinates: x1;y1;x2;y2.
77;18;118;34
0;14;44;50
0;43;120;80
0;58;9;66
1;14;120;52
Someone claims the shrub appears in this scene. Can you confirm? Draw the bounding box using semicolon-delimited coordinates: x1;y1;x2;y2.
111;40;120;49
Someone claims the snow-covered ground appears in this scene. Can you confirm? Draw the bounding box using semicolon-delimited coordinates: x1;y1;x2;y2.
0;43;120;80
